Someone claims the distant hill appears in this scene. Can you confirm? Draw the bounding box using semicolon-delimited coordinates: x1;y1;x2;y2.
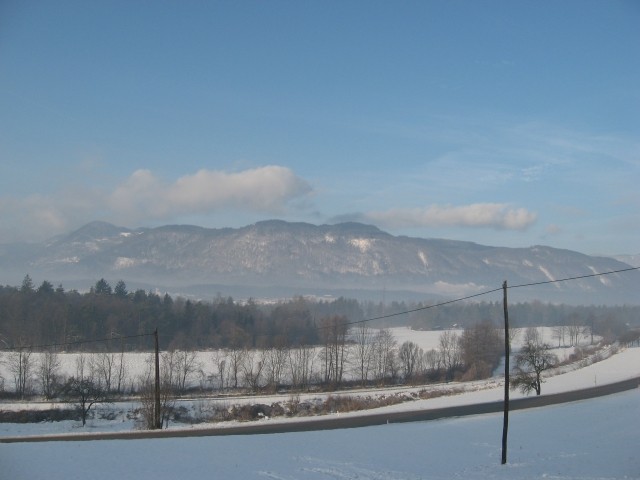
612;254;640;268
0;220;637;305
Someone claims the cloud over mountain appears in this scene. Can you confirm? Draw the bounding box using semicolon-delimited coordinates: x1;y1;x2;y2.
366;203;537;230
108;166;313;222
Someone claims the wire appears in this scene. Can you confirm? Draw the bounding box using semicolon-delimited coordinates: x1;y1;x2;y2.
508;265;640;290
317;287;504;331
5;265;639;349
319;265;640;333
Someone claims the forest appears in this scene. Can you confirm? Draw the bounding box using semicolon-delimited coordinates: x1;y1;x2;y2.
0;275;637;352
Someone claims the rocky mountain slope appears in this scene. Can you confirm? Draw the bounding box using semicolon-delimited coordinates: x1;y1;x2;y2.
0;220;637;304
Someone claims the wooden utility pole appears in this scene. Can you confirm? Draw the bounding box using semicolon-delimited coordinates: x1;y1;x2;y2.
501;281;510;465
154;329;162;429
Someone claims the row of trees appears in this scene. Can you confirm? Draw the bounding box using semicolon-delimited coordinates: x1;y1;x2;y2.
1;276;636;352
1;348;128;401
3;321;603;428
1;276;360;350
1;322;510;402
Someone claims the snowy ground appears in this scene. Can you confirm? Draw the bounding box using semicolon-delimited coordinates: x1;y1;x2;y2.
1;338;639;478
1;387;638;479
0;326;590;389
0;327;626;438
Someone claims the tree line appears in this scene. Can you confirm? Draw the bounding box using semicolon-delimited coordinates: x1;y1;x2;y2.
0;321;503;400
3;318;603;407
0;275;636;352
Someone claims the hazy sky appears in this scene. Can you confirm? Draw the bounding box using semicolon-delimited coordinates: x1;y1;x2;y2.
1;1;638;255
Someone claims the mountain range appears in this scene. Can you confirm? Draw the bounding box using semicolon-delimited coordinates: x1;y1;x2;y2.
0;220;637;305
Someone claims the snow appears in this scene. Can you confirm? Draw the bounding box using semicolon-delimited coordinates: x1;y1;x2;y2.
588;266;612;286
1;388;638;479
418;250;429;268
349;238;372;252
538;265;560;287
324;234;336;244
1;328;639;479
0;327;585;398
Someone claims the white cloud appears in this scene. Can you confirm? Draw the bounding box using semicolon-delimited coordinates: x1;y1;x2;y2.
0;166;313;242
366;203;537;231
107;166;312;222
0;189;102;243
546;224;562;235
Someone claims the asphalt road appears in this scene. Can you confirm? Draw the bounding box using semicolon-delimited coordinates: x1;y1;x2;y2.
2;376;638;443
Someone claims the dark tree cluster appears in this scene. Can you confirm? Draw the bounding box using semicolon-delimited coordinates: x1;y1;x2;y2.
0;277;363;351
0;275;637;353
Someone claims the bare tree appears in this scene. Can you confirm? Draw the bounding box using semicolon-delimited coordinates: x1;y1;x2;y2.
211;350;228;391
458;321;503;380
552;325;567;347
508;326;520;351
175;350;201;394
8;348;34;399
211;350;227;390
288;345;315;391
567;315;584;346
320;315;348;387
114;349;128;394
62;376;109;426
227;347;246;389
523;326;542;346
512;327;558;396
371;329;397;385
351;323;374;386
438;330;461;380
75;353;89;380
241;349;265;391
138;352;177;429
61;353;109;426
424;348;441;375
38;350;61;399
263;345;288;391
398;340;423;381
91;351;116;393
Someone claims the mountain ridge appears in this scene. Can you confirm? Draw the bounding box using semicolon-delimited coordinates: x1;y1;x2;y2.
0;220;637;305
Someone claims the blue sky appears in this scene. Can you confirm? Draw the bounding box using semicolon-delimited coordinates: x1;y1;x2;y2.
1;1;638;255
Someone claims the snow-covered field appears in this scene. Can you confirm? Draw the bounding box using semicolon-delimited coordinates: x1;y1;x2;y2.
1;324;639;478
0;326;619;437
1;384;638;479
0;326;592;391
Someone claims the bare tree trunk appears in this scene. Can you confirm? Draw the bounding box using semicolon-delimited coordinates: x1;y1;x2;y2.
38;350;60;399
9;347;33;399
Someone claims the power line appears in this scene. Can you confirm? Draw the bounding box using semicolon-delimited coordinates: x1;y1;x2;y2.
5;266;639;349
508;265;640;290
317;265;640;333
321;287;504;331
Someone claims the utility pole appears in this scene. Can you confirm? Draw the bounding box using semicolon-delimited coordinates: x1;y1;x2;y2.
154;329;162;429
501;281;510;465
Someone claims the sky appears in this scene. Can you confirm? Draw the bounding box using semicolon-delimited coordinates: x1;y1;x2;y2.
1;1;639;255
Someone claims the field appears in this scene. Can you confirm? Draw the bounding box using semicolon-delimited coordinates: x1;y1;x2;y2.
1;347;639;479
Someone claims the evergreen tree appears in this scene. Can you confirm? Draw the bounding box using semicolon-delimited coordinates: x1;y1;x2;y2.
114;280;128;298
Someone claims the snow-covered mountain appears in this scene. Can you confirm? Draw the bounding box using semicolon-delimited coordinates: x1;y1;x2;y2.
0;220;637;304
612;254;640;268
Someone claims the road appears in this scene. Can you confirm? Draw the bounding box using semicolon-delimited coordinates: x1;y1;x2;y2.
2;376;637;443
